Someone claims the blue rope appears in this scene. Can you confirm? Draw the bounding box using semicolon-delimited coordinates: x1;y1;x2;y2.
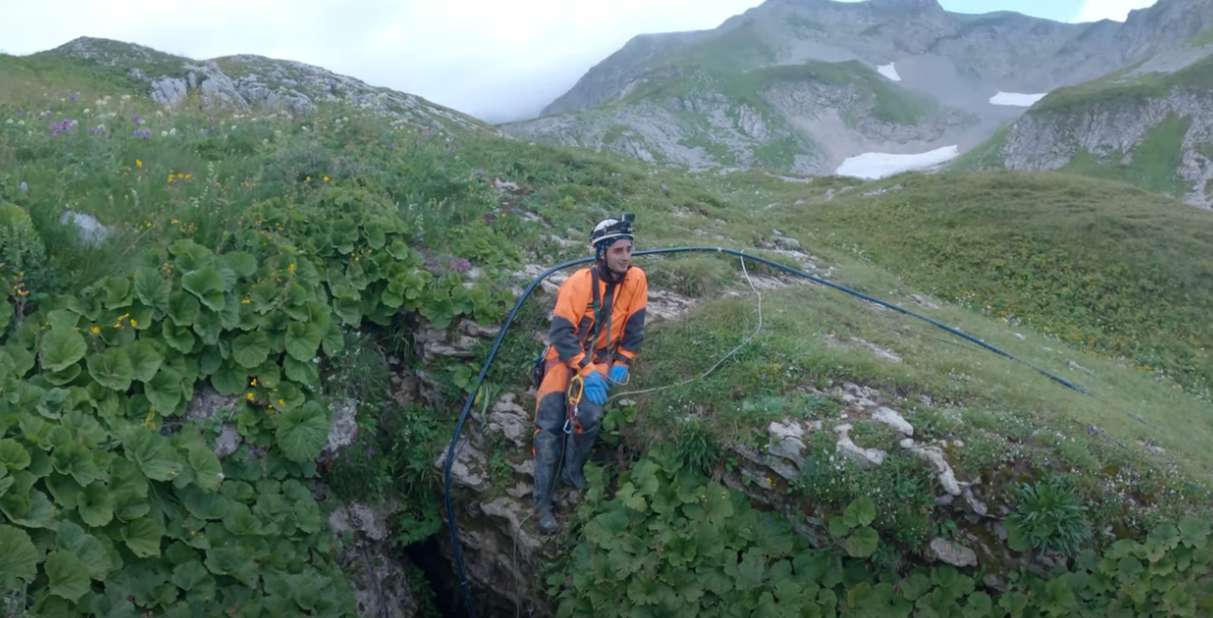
441;246;1093;616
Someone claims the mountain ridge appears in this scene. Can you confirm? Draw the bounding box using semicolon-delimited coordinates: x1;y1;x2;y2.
508;0;1213;196
14;36;492;134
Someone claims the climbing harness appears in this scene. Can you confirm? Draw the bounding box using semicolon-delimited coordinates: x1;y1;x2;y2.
443;245;1098;618
563;374;584;435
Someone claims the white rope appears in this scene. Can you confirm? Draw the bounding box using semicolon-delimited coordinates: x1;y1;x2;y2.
608;254;764;401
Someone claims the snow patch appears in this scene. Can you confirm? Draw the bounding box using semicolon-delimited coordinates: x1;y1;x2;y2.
989;91;1048;106
834;146;959;180
877;62;901;81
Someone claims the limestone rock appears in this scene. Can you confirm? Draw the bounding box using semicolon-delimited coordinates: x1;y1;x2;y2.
320;400;359;461
329;500;419;618
927;537;978;568
488;393;531;448
834;424;887;468
184;383;241;421
59;210;110;246
871;407;914;436
901;438;962;496
214;425;243;459
435;435;490;492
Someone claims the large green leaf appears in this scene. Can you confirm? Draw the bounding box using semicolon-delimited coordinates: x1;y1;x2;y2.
55;520;113;581
0;524;39;584
145;366;185;414
170;560;212;592
182;267;228;312
78;481;114;527
210;361;247;397
0;439;31;471
845;526;880;558
274;401;331;462
231;331;271;369
283;355;319;384
218;251;258;279
284;321;322;362
123;427;182;482
45;549;91;601
188;447;222;493
161;320;196;353
126;339;164;383
843;496;877;528
103;276;133;309
40;326;87;373
51;442;101;488
122;516;164;558
86;346;133;391
168;290;200;326
133;267;171;310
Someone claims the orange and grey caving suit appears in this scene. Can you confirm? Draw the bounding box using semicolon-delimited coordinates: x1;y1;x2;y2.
531;262;647;518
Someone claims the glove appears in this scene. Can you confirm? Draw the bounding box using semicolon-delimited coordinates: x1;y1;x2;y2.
609;364;629;385
582;371;608;405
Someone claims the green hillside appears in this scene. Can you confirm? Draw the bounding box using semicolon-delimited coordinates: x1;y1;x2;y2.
1032;55;1213;116
2;45;1213;618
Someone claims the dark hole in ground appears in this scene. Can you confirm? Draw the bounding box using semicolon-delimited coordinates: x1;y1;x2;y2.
404;535;523;618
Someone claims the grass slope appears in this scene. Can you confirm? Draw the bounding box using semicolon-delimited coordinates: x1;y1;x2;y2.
4;46;1213;617
1061;111;1193;196
0;52;145;104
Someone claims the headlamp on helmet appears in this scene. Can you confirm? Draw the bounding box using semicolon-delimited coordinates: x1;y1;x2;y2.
590;213;635;252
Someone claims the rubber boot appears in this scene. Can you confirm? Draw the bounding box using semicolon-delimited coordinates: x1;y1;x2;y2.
531;392;565;535
561;400;604;491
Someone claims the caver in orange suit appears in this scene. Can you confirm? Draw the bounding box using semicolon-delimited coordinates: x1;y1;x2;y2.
531;214;647;534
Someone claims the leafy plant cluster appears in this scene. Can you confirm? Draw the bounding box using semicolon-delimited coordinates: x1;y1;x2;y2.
0;104;517;615
549;447;1213;617
1005;477;1093;558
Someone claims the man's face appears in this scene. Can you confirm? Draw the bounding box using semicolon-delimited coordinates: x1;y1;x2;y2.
604;239;633;274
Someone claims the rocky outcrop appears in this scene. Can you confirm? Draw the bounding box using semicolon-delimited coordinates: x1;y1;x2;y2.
1001;86;1213;208
714;380;1061;583
48;37;487;132
328;501;421;618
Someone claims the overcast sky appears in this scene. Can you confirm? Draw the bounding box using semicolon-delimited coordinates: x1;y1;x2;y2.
1;0;1160;123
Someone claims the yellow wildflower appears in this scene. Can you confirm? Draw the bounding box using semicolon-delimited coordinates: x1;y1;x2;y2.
136;159;142;168
323;176;329;182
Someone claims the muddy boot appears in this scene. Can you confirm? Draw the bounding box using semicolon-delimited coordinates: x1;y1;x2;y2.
533;510;558;534
532;392;565;535
561;400;604;491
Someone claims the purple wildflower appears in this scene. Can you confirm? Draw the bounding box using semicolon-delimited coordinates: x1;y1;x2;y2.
132;113;142;125
69;93;77;102
50;119;76;136
207;116;214;124
133;128;151;139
